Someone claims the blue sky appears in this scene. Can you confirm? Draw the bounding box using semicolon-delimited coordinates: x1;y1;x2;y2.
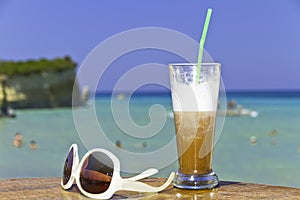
1;0;300;91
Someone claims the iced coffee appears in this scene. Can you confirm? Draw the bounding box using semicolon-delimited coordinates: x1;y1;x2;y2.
175;111;215;175
169;63;220;189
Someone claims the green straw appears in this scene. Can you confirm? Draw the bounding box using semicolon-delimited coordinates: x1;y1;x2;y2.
196;8;213;83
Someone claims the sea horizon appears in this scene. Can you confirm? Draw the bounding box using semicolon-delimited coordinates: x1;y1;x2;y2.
94;89;300;98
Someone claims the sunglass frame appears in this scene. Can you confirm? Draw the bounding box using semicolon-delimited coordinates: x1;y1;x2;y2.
61;144;174;199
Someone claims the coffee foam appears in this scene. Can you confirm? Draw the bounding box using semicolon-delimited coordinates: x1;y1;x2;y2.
171;82;217;112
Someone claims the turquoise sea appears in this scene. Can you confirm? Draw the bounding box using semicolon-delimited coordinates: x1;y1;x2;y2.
0;91;300;188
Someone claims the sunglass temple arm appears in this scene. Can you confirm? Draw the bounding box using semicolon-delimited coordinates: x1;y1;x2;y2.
125;168;158;181
121;172;175;193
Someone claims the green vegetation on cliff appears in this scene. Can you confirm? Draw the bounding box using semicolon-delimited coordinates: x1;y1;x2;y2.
0;56;76;76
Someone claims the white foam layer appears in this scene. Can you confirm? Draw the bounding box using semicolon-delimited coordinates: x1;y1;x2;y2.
171;82;217;112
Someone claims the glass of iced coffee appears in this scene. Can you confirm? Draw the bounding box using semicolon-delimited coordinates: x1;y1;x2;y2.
169;63;221;189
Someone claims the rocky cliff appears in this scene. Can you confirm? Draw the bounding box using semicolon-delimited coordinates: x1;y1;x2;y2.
0;58;88;109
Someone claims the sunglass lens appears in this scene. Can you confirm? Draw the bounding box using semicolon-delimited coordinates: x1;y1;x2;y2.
80;152;114;194
62;147;74;185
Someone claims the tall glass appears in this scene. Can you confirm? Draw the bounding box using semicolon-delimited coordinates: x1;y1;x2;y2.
169;63;221;189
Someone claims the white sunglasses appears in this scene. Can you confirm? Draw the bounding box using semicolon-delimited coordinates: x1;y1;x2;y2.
61;144;175;199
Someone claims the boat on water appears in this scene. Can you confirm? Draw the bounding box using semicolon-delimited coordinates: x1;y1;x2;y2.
226;106;258;118
0;75;16;118
225;100;258;118
0;106;16;118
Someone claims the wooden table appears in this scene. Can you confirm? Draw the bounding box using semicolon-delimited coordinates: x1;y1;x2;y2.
0;177;300;199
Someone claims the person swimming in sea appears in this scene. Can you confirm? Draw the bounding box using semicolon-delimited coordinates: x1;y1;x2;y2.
13;132;23;148
30;140;37;150
115;140;122;148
